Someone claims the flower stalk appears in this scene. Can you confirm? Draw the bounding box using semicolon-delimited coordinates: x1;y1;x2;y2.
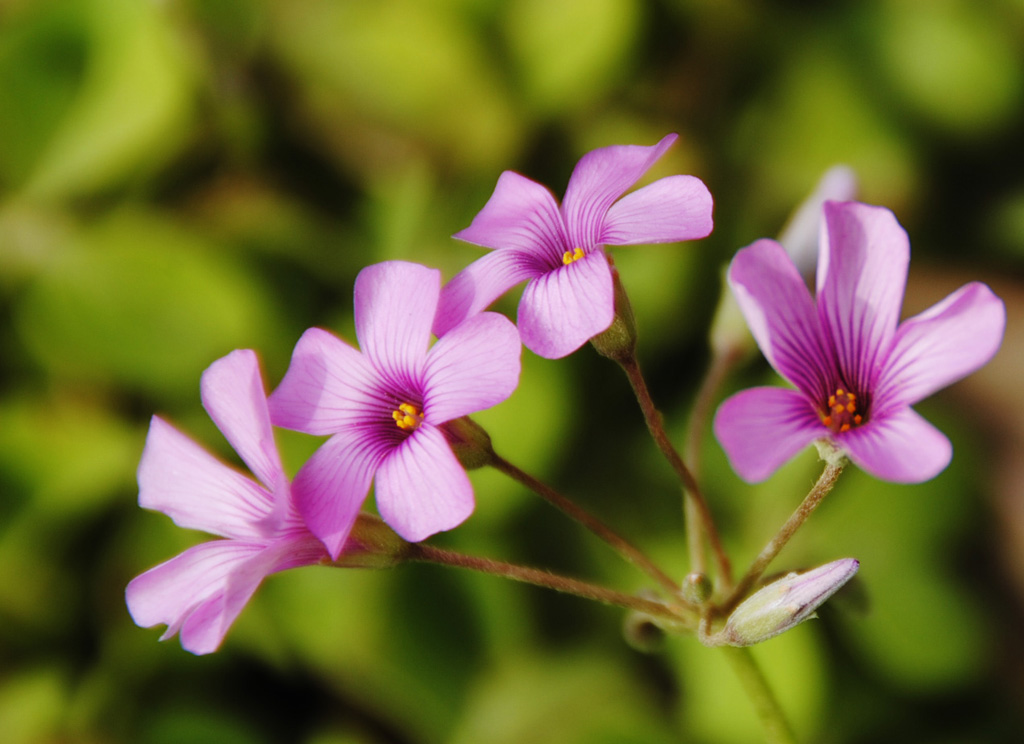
616;351;732;589
489;452;685;599
409;543;692;627
721;459;845;616
721;647;797;744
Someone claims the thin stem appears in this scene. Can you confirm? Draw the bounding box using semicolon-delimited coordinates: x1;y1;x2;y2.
489;452;683;598
721;647;797;744
720;461;844;615
619;356;733;589
684;345;746;481
410;543;690;626
681;345;745;576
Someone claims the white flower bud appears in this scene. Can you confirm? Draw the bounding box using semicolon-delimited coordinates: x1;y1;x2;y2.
722;558;859;646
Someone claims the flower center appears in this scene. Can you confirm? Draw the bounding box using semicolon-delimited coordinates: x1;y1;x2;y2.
820;388;864;434
562;247;585;265
392;402;425;431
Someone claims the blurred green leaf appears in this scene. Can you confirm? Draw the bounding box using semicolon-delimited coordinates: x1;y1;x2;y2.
0;0;88;189
142;709;266;744
872;0;1023;135
735;42;915;222
268;0;522;174
16;209;285;399
0;666;69;744
505;0;641;116
0;395;138;513
449;651;679;744
23;0;196;200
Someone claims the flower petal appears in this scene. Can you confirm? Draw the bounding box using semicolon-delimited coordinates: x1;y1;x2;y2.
125;539;264;654
728;239;834;398
453;170;569;261
839;407;952;483
177;534;326;654
433;248;547;337
713;387;827;483
291;430;389;559
138;416;272;539
374;425;473;542
874;282;1005;411
200;349;283;494
561;134;677;249
269;327;382;435
423;312;521;422
816;201;908;395
354;261;439;384
517;249;614;359
601;175;713;245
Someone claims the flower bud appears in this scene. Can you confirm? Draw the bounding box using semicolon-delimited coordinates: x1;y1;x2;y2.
709;165;858;359
721;558;859;646
591;257;638;363
332;514;413;569
623;609;667;653
681;572;713;605
777;165;858;278
441;416;495;470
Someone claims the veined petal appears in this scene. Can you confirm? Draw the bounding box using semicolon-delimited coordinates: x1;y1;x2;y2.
375;425;473;542
177;534;326;655
601;175;713;245
839;407;952;483
728;240;834;398
562;134;677;249
817;201;908;394
433;249;546;337
138;417;272;539
713;387;827;483
200;350;283;494
292;430;389;559
355;261;438;384
874;282;1005;411
423;312;521;422
454;171;569;261
125;539;265;654
269;327;383;435
517;250;614;359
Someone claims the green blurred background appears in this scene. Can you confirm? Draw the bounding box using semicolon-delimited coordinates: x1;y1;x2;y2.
2;0;1024;741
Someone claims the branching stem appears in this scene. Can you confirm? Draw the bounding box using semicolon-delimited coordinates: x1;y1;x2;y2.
490;453;684;598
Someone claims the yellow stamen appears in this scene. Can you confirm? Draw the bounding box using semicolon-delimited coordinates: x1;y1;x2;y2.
392;402;424;431
562;247;585;265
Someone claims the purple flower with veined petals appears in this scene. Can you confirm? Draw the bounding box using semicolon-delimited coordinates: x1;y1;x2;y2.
125;349;329;655
434;133;713;359
713;201;1005;484
268;260;521;558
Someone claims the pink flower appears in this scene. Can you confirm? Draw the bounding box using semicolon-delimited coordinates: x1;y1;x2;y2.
268;261;521;558
434;134;713;358
125;350;328;655
713;201;1005;483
